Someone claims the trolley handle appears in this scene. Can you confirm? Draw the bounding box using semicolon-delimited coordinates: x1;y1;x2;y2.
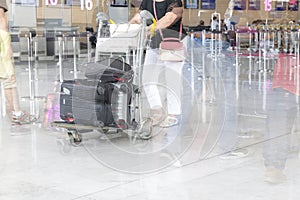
65;32;80;38
55;32;63;38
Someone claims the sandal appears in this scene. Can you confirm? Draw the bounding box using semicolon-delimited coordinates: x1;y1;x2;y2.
150;107;167;126
159;115;179;128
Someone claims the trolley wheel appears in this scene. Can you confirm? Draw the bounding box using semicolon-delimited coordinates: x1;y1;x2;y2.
131;119;138;129
138;118;153;140
102;129;109;134
56;138;72;154
67;130;82;146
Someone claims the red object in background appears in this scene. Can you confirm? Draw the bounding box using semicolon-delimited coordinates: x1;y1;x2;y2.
272;54;300;96
290;0;296;4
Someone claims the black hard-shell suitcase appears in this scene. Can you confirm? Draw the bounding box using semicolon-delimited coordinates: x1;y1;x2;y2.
60;79;115;125
60;79;133;128
60;79;115;103
60;95;115;127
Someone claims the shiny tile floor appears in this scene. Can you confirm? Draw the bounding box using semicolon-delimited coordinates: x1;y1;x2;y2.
1;40;300;200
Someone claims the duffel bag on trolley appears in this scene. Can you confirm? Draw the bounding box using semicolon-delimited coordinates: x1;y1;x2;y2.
85;57;133;83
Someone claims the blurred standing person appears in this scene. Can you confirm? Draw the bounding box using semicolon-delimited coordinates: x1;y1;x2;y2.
0;1;35;132
210;16;219;31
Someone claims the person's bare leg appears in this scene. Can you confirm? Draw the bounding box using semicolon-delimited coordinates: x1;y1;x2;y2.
11;87;21;112
4;87;21;121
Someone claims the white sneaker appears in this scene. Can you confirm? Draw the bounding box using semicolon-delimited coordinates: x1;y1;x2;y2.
159;116;180;128
265;166;287;184
150;107;167;126
12;111;37;125
219;149;249;159
238;131;255;139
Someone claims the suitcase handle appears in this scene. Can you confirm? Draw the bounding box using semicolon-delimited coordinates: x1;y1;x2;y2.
108;56;126;71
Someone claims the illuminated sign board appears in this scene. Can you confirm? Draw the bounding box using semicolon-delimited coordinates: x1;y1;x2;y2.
264;0;272;11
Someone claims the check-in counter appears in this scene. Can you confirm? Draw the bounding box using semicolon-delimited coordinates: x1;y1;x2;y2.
9;26;80;61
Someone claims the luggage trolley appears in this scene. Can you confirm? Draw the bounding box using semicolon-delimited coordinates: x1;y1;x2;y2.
51;11;154;147
94;13;141;64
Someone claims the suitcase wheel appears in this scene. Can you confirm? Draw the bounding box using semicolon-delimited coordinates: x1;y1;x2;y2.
67;130;82;146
